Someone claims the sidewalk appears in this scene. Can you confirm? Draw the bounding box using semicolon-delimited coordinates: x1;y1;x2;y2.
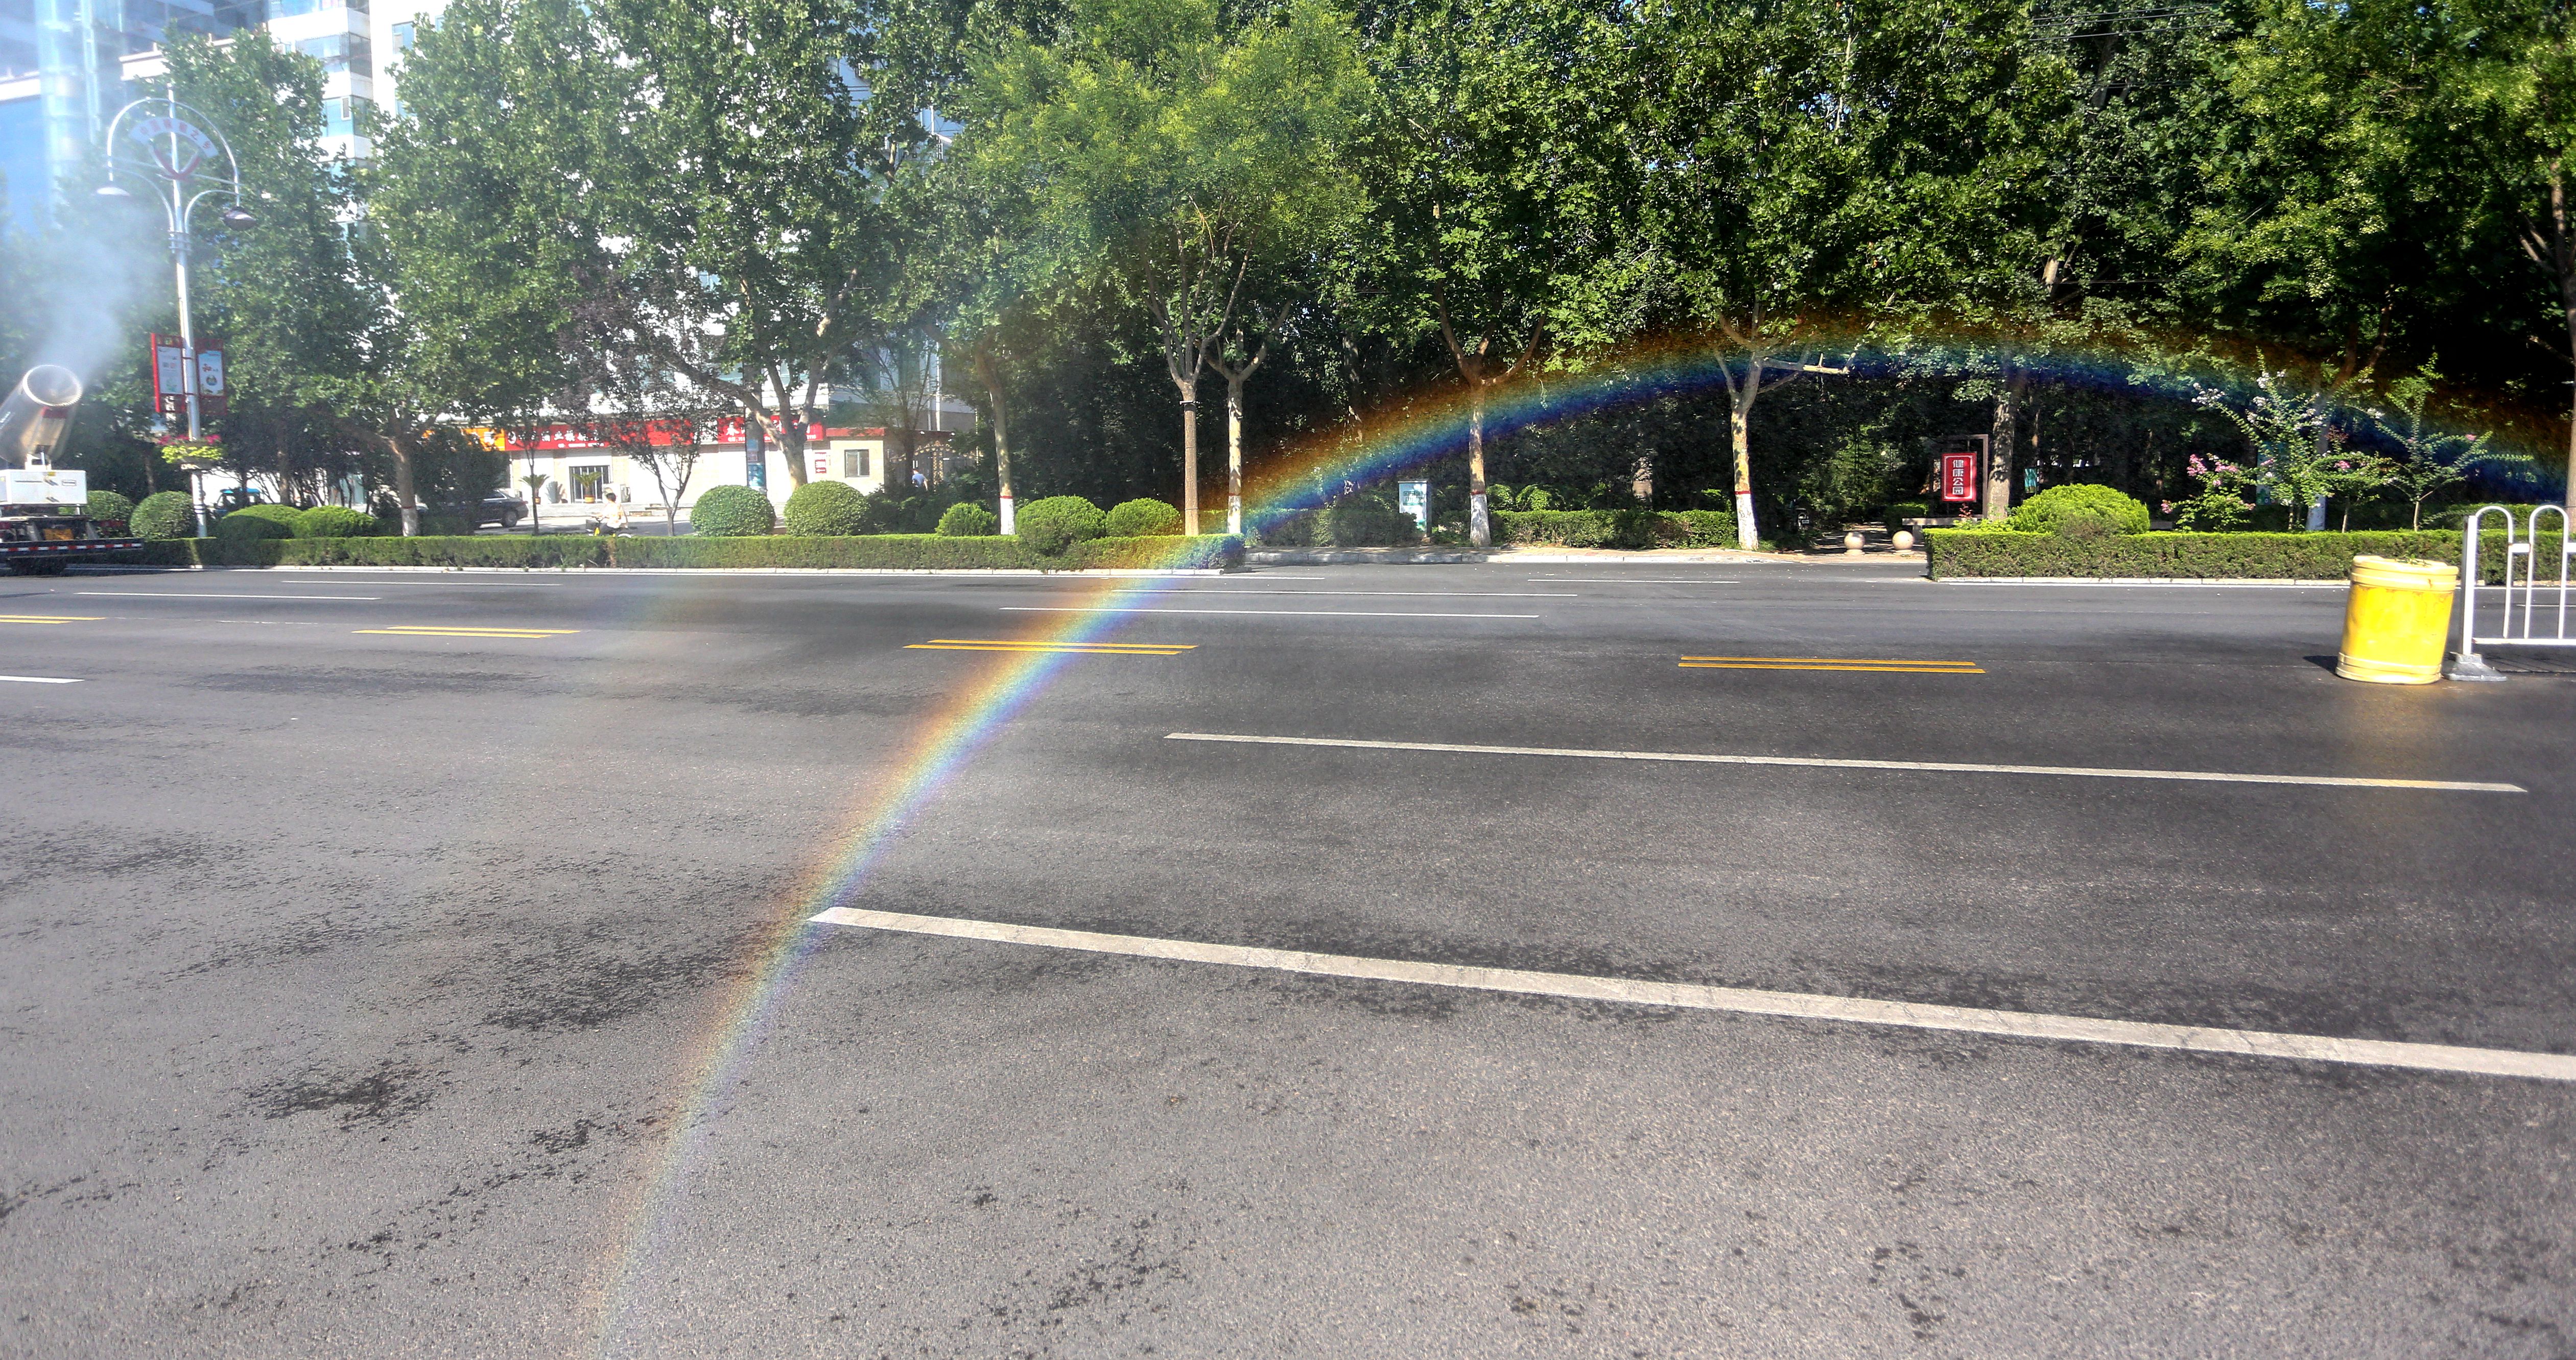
1247;544;1924;566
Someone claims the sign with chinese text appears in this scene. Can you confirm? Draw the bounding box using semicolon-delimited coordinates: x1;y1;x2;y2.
194;346;226;418
1397;480;1429;529
151;336;188;417
1939;451;1979;503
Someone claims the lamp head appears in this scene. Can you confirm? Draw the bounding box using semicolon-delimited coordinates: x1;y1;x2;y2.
219;205;257;229
94;182;132;199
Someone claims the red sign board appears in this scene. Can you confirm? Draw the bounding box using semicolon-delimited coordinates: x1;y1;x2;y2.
1939;450;1979;503
148;335;226;419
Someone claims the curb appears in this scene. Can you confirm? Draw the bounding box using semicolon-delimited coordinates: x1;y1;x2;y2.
65;564;1236;578
1930;577;2347;587
1247;549;1790;565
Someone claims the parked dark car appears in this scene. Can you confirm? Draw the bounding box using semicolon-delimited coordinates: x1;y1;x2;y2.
479;493;528;528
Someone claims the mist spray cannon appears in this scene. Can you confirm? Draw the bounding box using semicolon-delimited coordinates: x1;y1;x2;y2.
1;364;84;470
2;363;142;574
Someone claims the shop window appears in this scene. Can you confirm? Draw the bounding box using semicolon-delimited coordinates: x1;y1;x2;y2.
843;449;869;478
571;464;607;502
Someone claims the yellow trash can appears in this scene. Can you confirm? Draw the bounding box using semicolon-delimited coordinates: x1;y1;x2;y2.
2335;555;2460;684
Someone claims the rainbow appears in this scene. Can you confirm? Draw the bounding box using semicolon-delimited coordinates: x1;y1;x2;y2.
584;325;2553;1352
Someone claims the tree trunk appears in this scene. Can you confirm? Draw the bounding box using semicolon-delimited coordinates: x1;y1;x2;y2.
1986;367;2020;522
779;412;812;490
1224;372;1245;537
1466;390;1491;547
1180;381;1200;536
1728;360;1764;552
393;431;419;538
976;345;1016;534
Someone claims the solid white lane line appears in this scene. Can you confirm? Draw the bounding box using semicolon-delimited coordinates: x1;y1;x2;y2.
0;675;83;684
807;908;2576;1084
1531;578;1740;584
1163;732;2524;793
1169;589;1576;598
78;591;382;601
1003;607;1540;619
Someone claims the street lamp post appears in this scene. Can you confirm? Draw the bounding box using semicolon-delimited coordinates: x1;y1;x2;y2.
96;90;254;538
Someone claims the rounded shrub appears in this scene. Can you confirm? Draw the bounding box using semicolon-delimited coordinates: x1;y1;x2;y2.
1103;497;1183;537
2007;483;2149;536
227;503;304;532
691;484;776;537
85;489;134;529
132;491;197;539
1014;495;1105;555
294;505;379;538
1326;497;1418;547
782;479;867;536
215;508;295;542
937;502;1000;536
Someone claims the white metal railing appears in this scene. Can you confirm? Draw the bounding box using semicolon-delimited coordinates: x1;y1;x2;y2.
2453;505;2573;680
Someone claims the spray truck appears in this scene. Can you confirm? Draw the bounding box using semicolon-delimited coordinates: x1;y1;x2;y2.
1;365;145;575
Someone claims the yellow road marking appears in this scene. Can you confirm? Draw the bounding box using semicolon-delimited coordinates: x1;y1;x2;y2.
0;614;104;624
1681;662;1987;674
1681;654;1982;674
1681;654;1979;667
356;626;580;639
907;638;1193;656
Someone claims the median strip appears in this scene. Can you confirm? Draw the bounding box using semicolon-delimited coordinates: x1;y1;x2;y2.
906;638;1195;656
1162;732;2524;793
805;907;2576;1084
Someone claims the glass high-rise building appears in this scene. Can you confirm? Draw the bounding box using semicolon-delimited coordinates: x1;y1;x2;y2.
1;0;439;224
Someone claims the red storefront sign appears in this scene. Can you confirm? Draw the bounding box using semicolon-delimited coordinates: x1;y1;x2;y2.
490;417;824;451
1939;450;1979;502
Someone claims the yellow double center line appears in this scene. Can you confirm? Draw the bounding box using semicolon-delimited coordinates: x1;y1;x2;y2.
356;625;581;640
0;614;103;625
1682;654;1984;675
906;638;1195;657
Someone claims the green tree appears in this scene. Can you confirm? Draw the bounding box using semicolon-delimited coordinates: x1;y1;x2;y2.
2372;361;2520;529
1344;0;1639;545
964;0;1370;534
1636;0;2065;549
161;35;400;515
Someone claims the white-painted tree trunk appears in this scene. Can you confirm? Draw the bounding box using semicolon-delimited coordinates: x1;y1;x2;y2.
1226;376;1245;536
1180;383;1200;537
1467;394;1491;548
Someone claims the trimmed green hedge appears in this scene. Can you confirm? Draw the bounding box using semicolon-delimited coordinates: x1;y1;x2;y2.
611;533;1242;570
1103;497;1183;537
1016;495;1105;555
112;533;1246;571
937;503;1000;536
692;484;776;536
783;480;867;536
2007;484;2150;535
1926;529;2560;582
122;536;610;568
132;491;197;540
1494;509;1746;549
293;506;380;538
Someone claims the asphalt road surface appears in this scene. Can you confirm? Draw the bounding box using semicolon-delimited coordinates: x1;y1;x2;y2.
3;560;2570;1358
